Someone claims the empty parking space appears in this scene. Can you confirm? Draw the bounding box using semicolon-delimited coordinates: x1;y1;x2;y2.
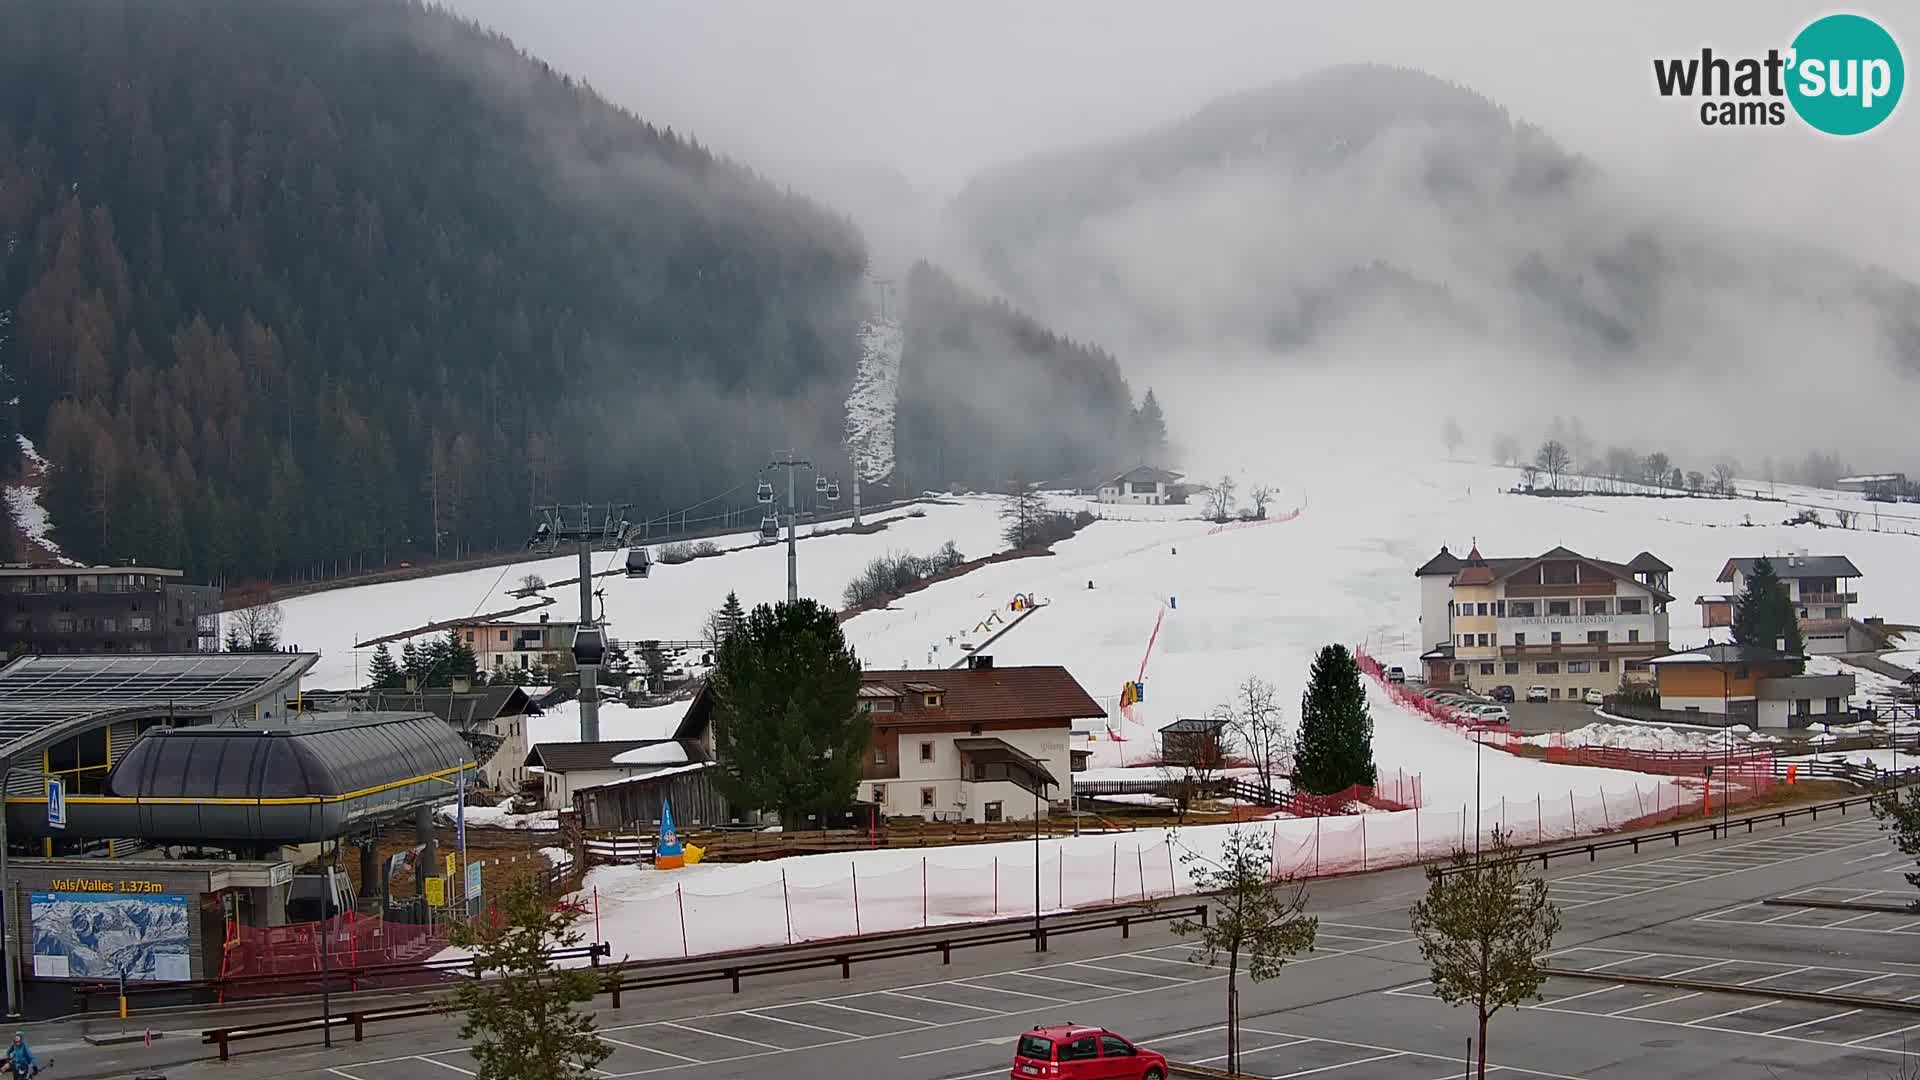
1142;1024;1587;1079
1537;820;1886;908
1385;944;1920;1063
1698;886;1920;938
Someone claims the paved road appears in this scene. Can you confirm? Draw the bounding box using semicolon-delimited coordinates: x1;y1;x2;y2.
27;804;1917;1080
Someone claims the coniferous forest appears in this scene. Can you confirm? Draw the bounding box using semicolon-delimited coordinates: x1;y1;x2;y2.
0;0;873;581
0;0;1170;584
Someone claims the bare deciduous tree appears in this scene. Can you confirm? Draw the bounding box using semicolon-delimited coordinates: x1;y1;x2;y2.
1490;434;1521;467
1533;442;1569;489
1247;484;1275;519
517;572;546;593
1712;463;1736;496
1206;475;1237;521
1442;417;1463;459
1216;676;1291;799
223;601;284;653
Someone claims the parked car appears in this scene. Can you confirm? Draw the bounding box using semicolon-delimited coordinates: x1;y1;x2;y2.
1491;685;1516;703
1584;689;1605;705
1420;688;1452;699
1386;666;1406;684
1467;705;1512;724
1013;1025;1167;1080
1526;685;1551;703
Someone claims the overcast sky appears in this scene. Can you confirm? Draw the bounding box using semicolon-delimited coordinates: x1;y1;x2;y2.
442;0;1919;277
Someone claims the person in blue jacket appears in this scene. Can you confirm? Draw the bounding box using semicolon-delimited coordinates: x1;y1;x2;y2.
5;1032;35;1077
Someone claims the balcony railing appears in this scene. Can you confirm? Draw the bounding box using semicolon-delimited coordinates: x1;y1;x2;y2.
1500;641;1666;658
1795;592;1857;605
1503;582;1616;598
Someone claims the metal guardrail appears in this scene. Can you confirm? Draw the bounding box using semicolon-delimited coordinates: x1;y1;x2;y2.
201;902;1207;1059
1434;793;1886;877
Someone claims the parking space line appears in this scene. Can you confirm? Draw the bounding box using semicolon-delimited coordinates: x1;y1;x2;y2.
1687;1001;1780;1026
741;1009;863;1038
1850;1021;1920;1046
1190;1037;1316;1065
1819;974;1896;994
657;1020;781;1049
1065;960;1194;983
1124;951;1218;970
949;980;1070;1004
1661;960;1734;979
1764;1009;1861;1035
601;1036;702;1063
1825;911;1887;928
1541;984;1625;1007
1284;1050;1407;1075
1584;952;1660;972
419;1058;476;1076
1739;966;1813;986
880;990;1004;1014
1237;1028;1590;1080
1754;908;1809;924
1002;969;1135;992
326;1070;371;1080
1607;991;1702;1016
816;1000;935;1025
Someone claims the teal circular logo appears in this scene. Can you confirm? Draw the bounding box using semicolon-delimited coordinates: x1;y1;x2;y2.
1787;14;1905;135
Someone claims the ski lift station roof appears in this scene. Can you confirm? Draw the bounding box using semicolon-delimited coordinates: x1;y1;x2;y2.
0;652;317;765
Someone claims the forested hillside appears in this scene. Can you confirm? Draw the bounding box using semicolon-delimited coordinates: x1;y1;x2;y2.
0;0;869;581
895;262;1165;494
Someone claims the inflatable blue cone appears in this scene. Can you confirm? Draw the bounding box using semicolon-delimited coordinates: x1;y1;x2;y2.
656;798;686;869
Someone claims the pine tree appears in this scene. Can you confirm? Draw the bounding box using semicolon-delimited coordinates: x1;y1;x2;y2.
444;628;479;685
1409;829;1563;1080
401;640;425;688
450;875;611;1080
1731;557;1805;672
1133;389;1169;462
707;590;747;647
1170;826;1317;1073
1294;644;1377;795
367;643;403;690
708;599;868;829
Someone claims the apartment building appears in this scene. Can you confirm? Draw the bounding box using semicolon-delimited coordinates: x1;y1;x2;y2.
1417;544;1672;700
0;565;220;654
453;613;579;674
1700;555;1871;655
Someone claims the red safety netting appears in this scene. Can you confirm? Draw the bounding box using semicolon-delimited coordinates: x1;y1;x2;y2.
218;913;449;990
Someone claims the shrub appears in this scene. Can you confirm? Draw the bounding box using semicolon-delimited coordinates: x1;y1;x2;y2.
656;541;696;564
842;541;966;607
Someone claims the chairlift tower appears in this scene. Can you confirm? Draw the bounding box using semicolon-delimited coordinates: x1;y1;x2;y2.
760;452;839;603
528;503;631;742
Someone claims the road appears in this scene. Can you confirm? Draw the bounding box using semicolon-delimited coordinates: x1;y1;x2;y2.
26;803;1917;1079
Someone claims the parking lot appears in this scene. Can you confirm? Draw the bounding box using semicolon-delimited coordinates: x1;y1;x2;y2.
1531;816;1886;908
326;925;1420;1079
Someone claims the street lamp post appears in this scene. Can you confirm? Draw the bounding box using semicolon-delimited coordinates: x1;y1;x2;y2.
1722;654;1731;835
1034;778;1047;952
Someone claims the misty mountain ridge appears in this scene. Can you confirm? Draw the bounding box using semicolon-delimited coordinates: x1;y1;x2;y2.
940;62;1920;390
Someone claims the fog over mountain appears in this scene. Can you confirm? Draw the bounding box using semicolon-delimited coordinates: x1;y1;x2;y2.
439;0;1919;478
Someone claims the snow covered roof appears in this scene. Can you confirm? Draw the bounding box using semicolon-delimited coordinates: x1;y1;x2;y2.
1838;474;1904;484
1108;466;1183;486
575;761;712;792
611;741;690;766
526;739;702;772
1717;556;1862;582
1650;644;1806;666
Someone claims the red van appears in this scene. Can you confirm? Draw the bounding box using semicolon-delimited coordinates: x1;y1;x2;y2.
1011;1025;1168;1080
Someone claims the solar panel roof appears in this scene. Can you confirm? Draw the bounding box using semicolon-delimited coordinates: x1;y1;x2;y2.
0;653;317;761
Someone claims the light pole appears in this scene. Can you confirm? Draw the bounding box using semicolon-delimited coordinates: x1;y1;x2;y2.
1034;778;1046;952
1722;650;1731;835
1473;724;1483;861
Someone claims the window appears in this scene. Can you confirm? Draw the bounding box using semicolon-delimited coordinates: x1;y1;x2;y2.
1825;697;1841;714
1598;660;1611;672
1477;603;1489;616
1548;601;1572;616
984;801;1003;823
874;747;887;766
1476;634;1489;647
1617;597;1643;615
1566;661;1591;674
1550;631;1562;644
1453;663;1466;676
1536;662;1560;674
1060;1037;1099;1062
919;742;934;762
1550;687;1563;699
924;694;943;708
1514;632;1526;646
1099;1036;1135;1058
1795;698;1811;717
1480;663;1495;675
51;613;74;632
871;699;896;713
1459;634;1470;647
101;617;118;633
920;787;936;808
1824;607;1841;619
1495;601;1507;617
1583;599;1609;616
1587;630;1609;644
1627;629;1640;643
1505;663;1520;675
498;629;509;642
129;615;152;631
872;784;886;803
1509;601;1536;617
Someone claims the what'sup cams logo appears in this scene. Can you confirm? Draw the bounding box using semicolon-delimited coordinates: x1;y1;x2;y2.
1654;13;1904;134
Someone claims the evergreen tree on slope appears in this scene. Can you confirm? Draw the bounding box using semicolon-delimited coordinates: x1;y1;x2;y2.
1295;644;1377;795
708;599;868;829
366;643;404;690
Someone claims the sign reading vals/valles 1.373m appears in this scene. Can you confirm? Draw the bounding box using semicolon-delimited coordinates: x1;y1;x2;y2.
45;878;170;894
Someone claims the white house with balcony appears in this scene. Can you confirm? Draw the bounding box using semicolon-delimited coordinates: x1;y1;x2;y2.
1708;555;1875;655
1097;466;1183;506
1418;544;1673;700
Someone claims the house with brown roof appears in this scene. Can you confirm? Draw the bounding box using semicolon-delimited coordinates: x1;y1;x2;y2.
522;738;707;811
1416;544;1673;699
674;655;1106;822
1698;555;1879;654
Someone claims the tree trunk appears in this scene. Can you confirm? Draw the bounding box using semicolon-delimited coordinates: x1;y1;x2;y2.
1477;1011;1489;1080
1227;947;1240;1073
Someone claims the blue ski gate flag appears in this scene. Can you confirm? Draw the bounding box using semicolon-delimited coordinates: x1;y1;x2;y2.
655;797;685;869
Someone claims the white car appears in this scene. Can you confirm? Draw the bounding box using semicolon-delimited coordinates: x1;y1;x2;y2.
1526;685;1551;703
1467;705;1511;724
1386;666;1406;684
1584;689;1605;705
